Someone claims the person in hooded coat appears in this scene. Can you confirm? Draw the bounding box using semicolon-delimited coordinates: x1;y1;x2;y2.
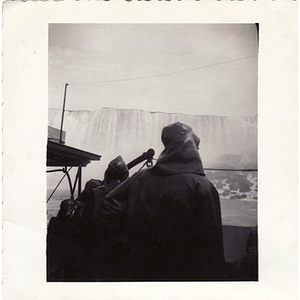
47;156;129;281
80;156;129;280
80;155;129;225
97;122;225;280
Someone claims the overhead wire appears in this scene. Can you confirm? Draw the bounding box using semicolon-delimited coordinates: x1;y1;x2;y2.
204;168;257;172
139;157;257;172
69;55;257;86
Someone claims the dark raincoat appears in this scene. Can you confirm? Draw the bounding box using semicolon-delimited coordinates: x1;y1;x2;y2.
80;156;129;280
98;122;225;280
47;156;129;281
80;155;129;224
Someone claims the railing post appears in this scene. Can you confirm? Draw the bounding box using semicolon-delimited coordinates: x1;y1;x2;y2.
78;167;82;197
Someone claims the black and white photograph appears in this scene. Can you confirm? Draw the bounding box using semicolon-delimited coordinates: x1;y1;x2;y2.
3;1;297;299
47;24;258;282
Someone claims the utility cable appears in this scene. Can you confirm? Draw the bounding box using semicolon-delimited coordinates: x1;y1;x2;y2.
204;168;257;172
69;55;257;86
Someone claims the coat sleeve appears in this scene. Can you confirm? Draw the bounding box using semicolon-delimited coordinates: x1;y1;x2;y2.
95;173;139;230
195;179;225;265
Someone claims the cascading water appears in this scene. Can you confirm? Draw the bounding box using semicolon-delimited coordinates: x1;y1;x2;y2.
48;107;257;187
47;107;258;227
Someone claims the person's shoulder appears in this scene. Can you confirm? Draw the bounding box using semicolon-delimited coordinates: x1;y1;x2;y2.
85;179;102;189
107;168;151;196
131;168;151;179
185;173;210;183
193;174;219;192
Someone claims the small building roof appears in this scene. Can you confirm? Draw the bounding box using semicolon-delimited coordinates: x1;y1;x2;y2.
47;140;101;167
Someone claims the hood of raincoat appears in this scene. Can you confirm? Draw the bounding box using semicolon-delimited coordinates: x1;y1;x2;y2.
104;155;129;186
151;122;205;175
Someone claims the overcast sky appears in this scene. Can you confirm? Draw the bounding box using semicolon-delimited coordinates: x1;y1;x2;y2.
49;24;258;116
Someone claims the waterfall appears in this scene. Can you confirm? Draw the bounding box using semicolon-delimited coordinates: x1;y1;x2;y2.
48;108;257;186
